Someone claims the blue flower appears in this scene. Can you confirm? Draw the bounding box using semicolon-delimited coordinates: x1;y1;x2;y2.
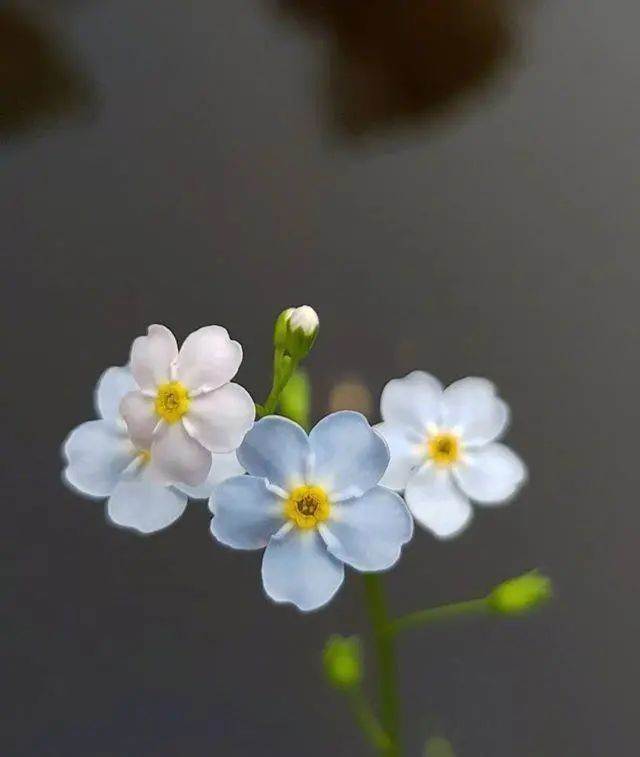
376;372;528;539
210;411;414;611
62;366;244;534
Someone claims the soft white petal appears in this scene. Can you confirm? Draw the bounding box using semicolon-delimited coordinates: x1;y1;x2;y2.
374;422;424;491
184;383;254;453
210;475;285;549
380;371;443;433
320;486;413;571
441;377;510;445
151;421;211;486
175;325;243;393
237;416;311;491
261;528;344;612
107;478;187;534
129;324;178;392
175;450;244;500
63;420;136;497
94;366;137;422
309;411;389;500
405;465;473;539
453;443;527;505
120;391;158;449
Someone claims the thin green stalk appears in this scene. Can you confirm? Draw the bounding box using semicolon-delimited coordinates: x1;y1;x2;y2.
258;351;298;417
386;598;489;637
348;688;392;753
363;574;401;756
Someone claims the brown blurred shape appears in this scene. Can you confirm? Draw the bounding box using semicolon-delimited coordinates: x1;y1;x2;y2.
328;376;374;418
0;8;94;138
278;0;516;136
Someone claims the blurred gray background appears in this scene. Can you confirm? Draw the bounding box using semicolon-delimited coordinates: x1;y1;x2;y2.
2;0;638;754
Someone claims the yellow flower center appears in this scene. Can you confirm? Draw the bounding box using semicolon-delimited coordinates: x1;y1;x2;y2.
427;432;460;466
285;485;331;530
155;381;190;423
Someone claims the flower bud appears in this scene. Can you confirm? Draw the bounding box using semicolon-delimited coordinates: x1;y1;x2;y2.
487;571;552;616
284;305;319;360
289;305;319;335
273;308;294;350
323;635;362;690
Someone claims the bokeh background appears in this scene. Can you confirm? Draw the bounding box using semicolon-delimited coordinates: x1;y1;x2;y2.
2;1;638;754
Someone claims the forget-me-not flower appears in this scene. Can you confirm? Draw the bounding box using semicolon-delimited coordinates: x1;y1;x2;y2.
376;372;527;539
210;411;413;611
62;366;244;533
119;324;254;487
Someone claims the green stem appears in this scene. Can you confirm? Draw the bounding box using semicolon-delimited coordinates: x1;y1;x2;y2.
348;688;392;753
258;351;298;417
363;574;401;756
386;598;489;637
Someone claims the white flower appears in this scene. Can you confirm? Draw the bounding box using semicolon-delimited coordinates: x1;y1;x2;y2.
210;411;413;612
119;324;255;487
376;372;527;539
288;305;319;336
62;366;244;534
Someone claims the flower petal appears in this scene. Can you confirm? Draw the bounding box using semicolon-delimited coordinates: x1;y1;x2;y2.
107;478;187;534
261;528;344;612
237;416;311;491
210;475;285;549
374;422;424;491
441;377;510;445
405;465;473;539
320;486;413;571
175;325;243;393
184;383;254;453
453;443;527;504
175;450;244;500
62;420;136;497
120;391;158;449
380;371;443;434
129;324;178;392
309;411;389;500
151;421;211;486
94;366;137;422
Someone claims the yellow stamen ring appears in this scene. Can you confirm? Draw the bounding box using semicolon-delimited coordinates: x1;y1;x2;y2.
285;485;331;530
155;381;190;423
427;432;460;467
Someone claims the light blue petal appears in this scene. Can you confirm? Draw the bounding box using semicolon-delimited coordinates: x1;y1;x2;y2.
236;416;311;491
106;478;187;534
453;443;527;505
375;422;423;492
94;366;138;422
309;411;389;499
210;475;285;549
261;528;344;612
441;377;510;446
176;450;245;500
320;486;413;571
63;420;136;498
405;464;473;539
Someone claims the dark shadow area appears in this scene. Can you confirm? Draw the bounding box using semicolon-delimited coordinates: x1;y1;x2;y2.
0;7;95;140
278;0;518;137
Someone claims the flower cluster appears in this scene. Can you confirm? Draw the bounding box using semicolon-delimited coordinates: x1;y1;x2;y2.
62;309;528;611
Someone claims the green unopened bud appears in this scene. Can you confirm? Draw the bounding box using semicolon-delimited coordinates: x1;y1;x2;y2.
323;635;362;690
488;571;552;616
284;305;319;360
274;308;294;350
